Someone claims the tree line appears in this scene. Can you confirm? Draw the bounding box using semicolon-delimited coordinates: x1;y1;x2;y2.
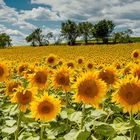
0;19;134;48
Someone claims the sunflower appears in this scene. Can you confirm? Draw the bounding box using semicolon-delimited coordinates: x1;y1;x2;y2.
66;61;75;69
130;64;140;79
131;49;140;59
0;63;9;82
18;63;28;75
77;57;84;65
86;61;94;70
74;72;107;108
53;66;71;91
31;93;61;121
46;54;57;66
30;68;48;89
112;77;140;114
5;80;21;96
98;67;117;85
11;87;36;112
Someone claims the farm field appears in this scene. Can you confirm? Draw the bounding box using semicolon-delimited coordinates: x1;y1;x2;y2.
1;43;140;140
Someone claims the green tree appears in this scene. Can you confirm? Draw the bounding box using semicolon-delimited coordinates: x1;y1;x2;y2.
94;19;115;44
25;28;52;46
79;21;93;44
61;20;79;45
0;33;12;48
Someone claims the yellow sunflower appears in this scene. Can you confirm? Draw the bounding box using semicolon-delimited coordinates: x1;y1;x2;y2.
98;66;117;85
46;54;57;66
18;63;28;75
130;64;140;79
31;93;61;121
74;72;107;108
5;80;21;96
131;49;140;59
11;87;36;112
30;68;48;89
112;76;140;114
53;66;71;91
77;57;84;65
0;63;9;82
66;61;75;69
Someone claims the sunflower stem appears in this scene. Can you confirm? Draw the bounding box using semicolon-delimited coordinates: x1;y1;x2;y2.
40;124;45;140
65;91;69;108
130;111;135;140
15;109;22;140
81;104;85;130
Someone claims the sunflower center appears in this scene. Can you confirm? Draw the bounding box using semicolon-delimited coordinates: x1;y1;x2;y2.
8;82;20;93
99;70;115;84
38;101;54;114
87;63;93;69
78;59;83;64
133;52;139;58
35;71;47;84
17;90;32;105
56;73;70;86
48;57;55;63
78;79;98;98
119;83;140;105
0;66;4;76
67;62;74;68
19;65;27;73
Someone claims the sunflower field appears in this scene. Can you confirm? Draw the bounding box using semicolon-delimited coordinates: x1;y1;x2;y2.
1;43;140;140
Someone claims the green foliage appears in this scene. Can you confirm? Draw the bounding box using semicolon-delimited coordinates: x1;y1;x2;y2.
93;19;115;44
0;33;12;48
61;20;79;45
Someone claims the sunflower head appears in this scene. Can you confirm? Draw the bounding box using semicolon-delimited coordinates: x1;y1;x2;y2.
77;57;84;65
11;87;36;112
74;72;107;108
0;63;9;82
46;54;57;66
112;76;140;114
130;64;140;79
131;49;140;59
31;68;48;89
53;66;71;91
5;80;21;96
98;66;117;85
31;93;61;121
18;63;28;75
66;61;75;69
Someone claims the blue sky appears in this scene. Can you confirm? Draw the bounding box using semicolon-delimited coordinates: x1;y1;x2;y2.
0;0;140;45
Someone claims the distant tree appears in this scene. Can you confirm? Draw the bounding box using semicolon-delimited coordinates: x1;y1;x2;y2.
94;19;115;44
61;20;79;45
0;33;12;48
25;28;52;46
79;21;93;44
112;29;133;43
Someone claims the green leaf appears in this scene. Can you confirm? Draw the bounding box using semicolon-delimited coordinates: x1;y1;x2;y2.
64;129;79;140
69;111;82;123
90;109;107;118
113;136;130;140
95;124;116;137
60;110;67;119
77;130;91;140
5;120;16;127
2;125;17;134
134;124;140;137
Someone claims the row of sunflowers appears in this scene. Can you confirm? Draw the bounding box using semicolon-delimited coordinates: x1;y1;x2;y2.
0;45;140;140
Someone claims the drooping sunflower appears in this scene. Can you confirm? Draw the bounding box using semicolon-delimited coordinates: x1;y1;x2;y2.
30;68;48;89
112;76;140;114
0;63;9;82
11;87;36;112
5;80;21;96
53;66;71;91
74;72;107;108
98;66;117;85
31;93;61;121
46;54;57;66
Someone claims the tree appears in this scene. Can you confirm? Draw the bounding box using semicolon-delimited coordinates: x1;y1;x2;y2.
25;28;52;46
94;19;115;44
61;20;79;45
0;33;12;48
79;21;93;44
